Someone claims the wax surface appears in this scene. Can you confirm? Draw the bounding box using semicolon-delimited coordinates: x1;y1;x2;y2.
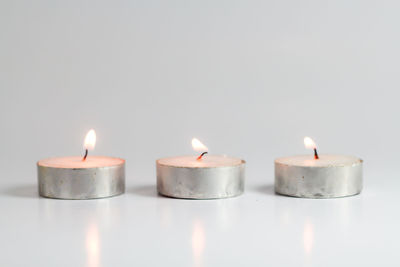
157;155;244;168
38;156;125;168
275;154;362;167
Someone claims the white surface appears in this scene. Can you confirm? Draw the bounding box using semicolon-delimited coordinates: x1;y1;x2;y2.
1;0;399;266
0;169;398;267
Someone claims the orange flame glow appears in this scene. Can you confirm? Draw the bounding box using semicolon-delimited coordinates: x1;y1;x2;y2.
86;223;100;267
192;221;205;267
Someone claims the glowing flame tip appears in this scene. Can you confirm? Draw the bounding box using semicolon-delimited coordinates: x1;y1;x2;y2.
84;129;96;150
304;136;317;150
192;138;208;152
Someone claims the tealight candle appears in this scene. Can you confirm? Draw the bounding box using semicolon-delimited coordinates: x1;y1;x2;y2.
37;129;125;199
156;138;246;199
274;137;363;198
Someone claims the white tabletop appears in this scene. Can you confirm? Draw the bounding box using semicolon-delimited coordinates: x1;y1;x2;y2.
0;167;396;267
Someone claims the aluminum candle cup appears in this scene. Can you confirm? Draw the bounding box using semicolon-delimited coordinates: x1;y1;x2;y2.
37;156;125;199
156;155;245;199
275;155;363;198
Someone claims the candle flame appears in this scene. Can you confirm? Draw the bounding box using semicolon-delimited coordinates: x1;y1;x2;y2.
304;136;317;150
192;138;208;152
84;129;96;150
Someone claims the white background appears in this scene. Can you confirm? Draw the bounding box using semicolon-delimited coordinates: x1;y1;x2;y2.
0;1;399;266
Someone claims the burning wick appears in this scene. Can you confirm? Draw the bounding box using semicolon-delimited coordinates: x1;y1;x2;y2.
83;149;88;161
197;152;208;161
83;129;96;161
304;136;319;160
313;148;319;160
192;138;209;161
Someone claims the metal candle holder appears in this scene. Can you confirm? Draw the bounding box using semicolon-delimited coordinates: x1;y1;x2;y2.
156;157;246;199
275;155;363;198
37;157;125;200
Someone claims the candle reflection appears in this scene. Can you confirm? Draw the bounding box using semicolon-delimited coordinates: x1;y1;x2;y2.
192;221;205;267
86;223;100;267
303;219;314;258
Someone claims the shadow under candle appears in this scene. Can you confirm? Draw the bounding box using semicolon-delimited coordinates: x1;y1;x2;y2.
3;184;38;199
253;184;277;196
129;184;159;198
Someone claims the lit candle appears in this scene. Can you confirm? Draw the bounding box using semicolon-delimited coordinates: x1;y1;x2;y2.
274;137;363;198
37;129;125;199
156;138;246;199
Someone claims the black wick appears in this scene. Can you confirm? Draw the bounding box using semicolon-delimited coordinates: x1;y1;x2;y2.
83;149;88;161
314;148;319;160
197;152;208;160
